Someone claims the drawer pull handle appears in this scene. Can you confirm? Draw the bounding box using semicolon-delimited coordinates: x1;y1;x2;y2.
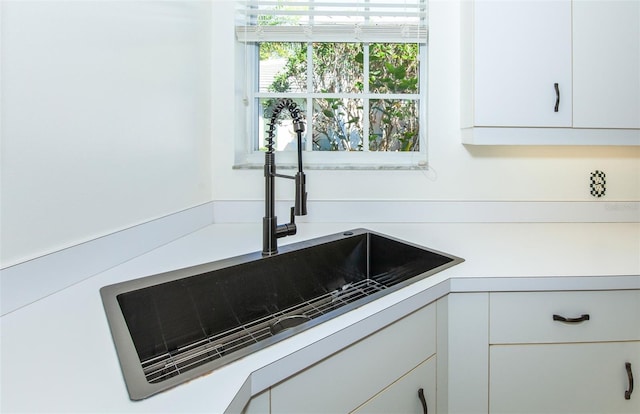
554;82;560;112
552;314;590;323
625;362;634;400
418;388;428;414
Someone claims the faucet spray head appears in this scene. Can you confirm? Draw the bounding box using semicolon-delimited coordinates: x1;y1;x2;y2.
294;171;307;216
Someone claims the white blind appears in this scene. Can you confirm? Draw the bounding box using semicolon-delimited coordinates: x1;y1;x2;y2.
236;0;427;43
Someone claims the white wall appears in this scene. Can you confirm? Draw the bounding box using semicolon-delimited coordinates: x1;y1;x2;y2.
212;0;639;204
2;0;638;267
1;0;213;266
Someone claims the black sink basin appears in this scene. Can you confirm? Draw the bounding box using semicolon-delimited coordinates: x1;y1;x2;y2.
100;228;463;400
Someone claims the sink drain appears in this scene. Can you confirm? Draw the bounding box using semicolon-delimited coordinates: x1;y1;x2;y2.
269;315;312;335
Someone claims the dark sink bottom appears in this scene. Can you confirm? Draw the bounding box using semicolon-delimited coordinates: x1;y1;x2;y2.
100;228;463;400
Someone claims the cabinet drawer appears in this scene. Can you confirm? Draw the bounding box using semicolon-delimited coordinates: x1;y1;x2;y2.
490;341;640;413
270;303;436;413
490;290;640;344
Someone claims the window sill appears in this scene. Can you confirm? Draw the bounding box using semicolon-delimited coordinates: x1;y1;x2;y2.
232;163;428;171
234;151;428;170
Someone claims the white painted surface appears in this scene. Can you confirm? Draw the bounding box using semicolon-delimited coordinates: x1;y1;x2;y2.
0;202;214;315
270;303;435;413
243;389;269;414
1;0;212;265
218;0;640;204
352;355;436;414
442;293;489;414
461;126;640;146
2;198;637;316
0;0;638;409
3;0;640;268
1;222;638;413
573;0;640;129
472;0;572;127
490;290;640;344
436;296;449;414
449;275;640;293
461;0;640;145
490;342;640;413
212;200;640;223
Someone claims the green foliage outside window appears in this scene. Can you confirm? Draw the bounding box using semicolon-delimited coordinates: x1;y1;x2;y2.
260;42;420;152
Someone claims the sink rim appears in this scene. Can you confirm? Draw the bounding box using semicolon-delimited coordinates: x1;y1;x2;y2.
100;228;464;401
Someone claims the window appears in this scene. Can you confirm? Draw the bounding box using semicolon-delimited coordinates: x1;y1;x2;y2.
235;0;428;168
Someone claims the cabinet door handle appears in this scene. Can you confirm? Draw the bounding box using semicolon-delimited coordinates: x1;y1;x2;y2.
552;314;590;323
554;83;560;112
625;362;634;400
418;388;428;414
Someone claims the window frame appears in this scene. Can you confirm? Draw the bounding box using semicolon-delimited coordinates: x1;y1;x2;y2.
234;1;429;170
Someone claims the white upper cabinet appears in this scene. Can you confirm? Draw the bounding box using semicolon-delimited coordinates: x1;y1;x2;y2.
461;0;640;145
468;0;572;128
573;0;640;129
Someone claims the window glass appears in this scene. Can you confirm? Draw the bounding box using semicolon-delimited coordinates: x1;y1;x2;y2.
313;98;364;151
258;42;421;153
312;43;363;93
370;43;419;94
370;99;420;151
259;42;307;93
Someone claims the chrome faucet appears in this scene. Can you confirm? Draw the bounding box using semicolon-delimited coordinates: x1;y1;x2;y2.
262;99;307;256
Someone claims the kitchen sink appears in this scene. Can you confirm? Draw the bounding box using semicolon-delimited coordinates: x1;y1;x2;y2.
100;228;463;400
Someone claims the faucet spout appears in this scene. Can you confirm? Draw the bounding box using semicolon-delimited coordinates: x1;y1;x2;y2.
262;99;307;256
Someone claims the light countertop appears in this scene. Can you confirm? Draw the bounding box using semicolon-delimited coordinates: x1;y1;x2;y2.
2;222;639;413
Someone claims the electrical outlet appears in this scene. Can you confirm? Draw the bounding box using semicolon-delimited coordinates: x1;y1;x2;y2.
590;170;606;197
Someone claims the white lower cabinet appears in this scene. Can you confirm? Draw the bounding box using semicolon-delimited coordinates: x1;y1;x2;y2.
270;302;435;413
488;290;640;414
490;341;639;414
243;289;640;414
243;390;269;414
245;302;437;414
352;354;435;414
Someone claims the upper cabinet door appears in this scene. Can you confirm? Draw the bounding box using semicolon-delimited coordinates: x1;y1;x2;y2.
573;0;640;129
470;0;572;127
